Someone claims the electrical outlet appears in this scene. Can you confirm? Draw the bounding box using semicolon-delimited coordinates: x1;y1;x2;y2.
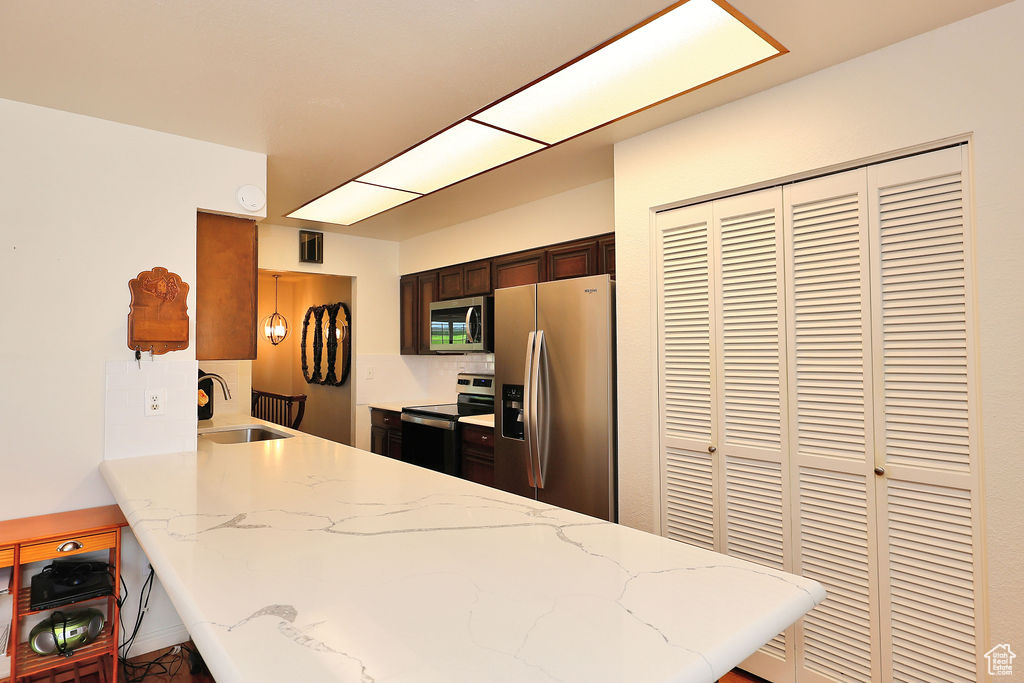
365;366;376;380
145;389;166;416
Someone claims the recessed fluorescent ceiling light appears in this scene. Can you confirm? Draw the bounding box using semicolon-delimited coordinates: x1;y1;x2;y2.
359;120;545;195
288;182;420;225
288;0;783;226
474;0;782;144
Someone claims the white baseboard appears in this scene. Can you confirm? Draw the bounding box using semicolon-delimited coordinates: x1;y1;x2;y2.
125;622;191;658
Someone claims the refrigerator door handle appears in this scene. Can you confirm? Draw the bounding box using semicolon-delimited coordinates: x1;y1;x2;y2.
531;329;546;489
523;330;537;488
534;329;550;489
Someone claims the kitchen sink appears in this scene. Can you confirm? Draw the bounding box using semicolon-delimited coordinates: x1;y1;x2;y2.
198;426;292;445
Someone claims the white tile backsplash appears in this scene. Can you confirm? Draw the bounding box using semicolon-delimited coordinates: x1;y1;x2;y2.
197;360;252;417
104;358;198;460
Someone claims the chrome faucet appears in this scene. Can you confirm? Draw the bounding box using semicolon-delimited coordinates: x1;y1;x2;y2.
199;373;232;400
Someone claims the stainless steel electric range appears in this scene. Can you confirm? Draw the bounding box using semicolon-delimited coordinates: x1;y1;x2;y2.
401;373;494;477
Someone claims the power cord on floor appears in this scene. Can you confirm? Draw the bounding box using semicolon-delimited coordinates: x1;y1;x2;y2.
117;565;171;683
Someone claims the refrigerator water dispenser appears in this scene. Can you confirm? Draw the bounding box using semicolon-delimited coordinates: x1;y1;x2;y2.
501;384;524;440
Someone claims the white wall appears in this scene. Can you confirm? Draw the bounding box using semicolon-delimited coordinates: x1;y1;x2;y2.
399;178;613;274
614;0;1024;654
0;96;266;653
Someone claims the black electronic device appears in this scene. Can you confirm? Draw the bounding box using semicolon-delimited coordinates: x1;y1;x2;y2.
30;561;114;611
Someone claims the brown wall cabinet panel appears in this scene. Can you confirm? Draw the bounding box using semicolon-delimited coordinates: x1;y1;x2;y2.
493;249;547;290
463;261;492;296
417;271;439;354
548;240;598;281
197;212;258;360
598;235;615;277
438;266;464;300
400;275;418;355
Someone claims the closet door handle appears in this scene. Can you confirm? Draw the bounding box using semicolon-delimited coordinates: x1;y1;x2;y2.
708;445;717;454
874;466;885;476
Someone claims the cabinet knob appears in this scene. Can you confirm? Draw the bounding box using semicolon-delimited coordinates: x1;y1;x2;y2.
874;466;885;476
708;445;717;454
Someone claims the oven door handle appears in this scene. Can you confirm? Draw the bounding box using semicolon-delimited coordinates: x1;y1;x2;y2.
401;413;457;431
523;330;537;488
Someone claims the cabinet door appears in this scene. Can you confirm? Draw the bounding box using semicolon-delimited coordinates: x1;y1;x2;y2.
493;249;546;290
400;275;418;355
463;260;492;296
598;235;615;277
462;447;494;486
784;169;881;683
656;202;717;551
417;272;438;354
387;428;403;461
370;426;388;456
438;266;464;300
712;189;792;680
547;239;597;280
867;147;982;683
196;212;257;360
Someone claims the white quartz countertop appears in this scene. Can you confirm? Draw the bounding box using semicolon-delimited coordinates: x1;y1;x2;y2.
101;418;824;683
459;413;495;428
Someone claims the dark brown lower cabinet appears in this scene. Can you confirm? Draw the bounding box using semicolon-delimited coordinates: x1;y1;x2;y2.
461;424;495;487
370;408;403;459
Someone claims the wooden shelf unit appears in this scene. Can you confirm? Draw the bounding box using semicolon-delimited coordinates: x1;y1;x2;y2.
0;506;127;683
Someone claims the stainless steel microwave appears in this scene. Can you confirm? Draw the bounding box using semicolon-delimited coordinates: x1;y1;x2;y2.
429;296;493;353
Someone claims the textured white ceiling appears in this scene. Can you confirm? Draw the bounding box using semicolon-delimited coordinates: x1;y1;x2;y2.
0;0;1009;240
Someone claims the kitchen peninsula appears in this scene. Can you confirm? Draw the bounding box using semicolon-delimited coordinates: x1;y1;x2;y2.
101;416;824;682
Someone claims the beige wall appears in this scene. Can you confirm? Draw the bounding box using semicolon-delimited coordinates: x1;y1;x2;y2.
398;178;613;274
0;96;266;653
614;0;1024;655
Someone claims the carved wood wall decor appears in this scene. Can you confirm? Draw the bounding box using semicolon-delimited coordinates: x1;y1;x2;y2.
301;302;351;386
127;267;190;354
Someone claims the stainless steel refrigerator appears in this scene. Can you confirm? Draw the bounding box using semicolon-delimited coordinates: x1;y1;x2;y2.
494;274;616;521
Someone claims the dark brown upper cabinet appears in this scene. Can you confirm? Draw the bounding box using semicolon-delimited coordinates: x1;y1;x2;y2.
548;239;598;281
400;275;418;355
399;232;612;354
493;249;547;290
438;266;464;300
463;260;492;296
196;212;257;360
598;235;615;277
417;271;439;354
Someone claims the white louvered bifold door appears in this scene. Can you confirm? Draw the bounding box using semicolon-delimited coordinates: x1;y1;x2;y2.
783;170;882;683
657;203;718;551
867;146;984;683
712;190;794;682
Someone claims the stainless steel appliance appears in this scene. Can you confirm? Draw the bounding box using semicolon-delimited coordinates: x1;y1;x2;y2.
401;373;495;476
428;296;493;353
494;274;616;521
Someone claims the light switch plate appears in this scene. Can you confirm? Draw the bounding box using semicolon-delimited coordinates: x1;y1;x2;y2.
145;389;166;416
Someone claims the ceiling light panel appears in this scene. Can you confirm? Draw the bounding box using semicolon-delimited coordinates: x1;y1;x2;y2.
287;182;420;225
474;0;781;144
358;120;545;195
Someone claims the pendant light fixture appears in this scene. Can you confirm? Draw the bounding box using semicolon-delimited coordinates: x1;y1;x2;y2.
262;274;289;345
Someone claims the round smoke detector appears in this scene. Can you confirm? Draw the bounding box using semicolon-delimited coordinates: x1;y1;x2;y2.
236;185;266;212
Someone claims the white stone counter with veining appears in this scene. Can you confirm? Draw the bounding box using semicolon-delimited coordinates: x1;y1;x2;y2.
101;419;824;683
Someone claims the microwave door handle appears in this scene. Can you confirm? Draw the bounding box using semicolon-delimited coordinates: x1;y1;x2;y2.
465;307;477;344
523;331;537;488
530;330;545;489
